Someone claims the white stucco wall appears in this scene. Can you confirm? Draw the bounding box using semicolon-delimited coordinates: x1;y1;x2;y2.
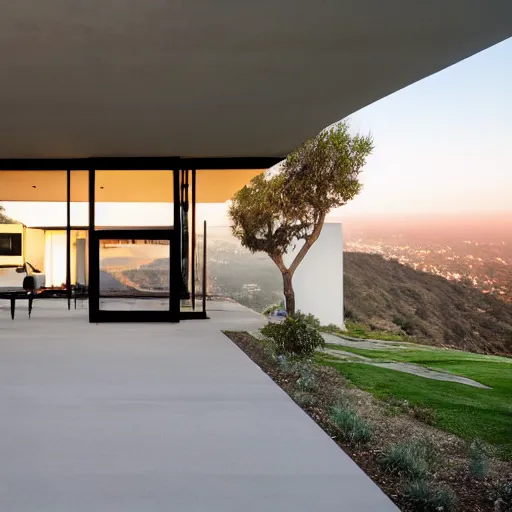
283;223;344;327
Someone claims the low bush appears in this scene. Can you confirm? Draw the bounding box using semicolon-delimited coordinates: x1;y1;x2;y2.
379;439;436;479
330;405;373;445
468;439;489;479
277;354;296;374
295;311;321;330
492;481;512;511
321;323;341;334
292;391;316;407
296;363;316;392
260;312;325;357
262;301;285;316
343;305;358;321
403;479;457;512
410;405;437;426
384;398;436;425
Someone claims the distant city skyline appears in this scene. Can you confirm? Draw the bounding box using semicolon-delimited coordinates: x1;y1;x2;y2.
3;38;511;227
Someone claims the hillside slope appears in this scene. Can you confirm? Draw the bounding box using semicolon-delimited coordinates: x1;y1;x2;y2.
344;252;512;355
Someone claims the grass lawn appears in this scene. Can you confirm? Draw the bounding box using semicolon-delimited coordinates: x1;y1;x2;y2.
318;345;512;458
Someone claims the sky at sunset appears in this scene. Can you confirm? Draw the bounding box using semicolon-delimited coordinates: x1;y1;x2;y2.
335;37;512;218
3;38;511;227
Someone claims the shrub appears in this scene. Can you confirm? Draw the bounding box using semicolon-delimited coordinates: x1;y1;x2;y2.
410;405;437;426
260;312;325;356
296;363;316;392
393;316;406;328
393;315;419;335
330;405;373;445
492;482;512;510
321;323;341;334
294;311;321;330
277;354;296;374
403;479;457;512
262;301;285;316
379;439;435;479
468;439;489;479
343;305;357;321
386;396;409;408
292;391;316;407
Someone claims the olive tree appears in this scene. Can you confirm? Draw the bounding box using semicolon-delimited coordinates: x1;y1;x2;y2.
229;120;373;316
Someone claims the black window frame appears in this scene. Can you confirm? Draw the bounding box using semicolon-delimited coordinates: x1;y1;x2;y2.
0;233;22;257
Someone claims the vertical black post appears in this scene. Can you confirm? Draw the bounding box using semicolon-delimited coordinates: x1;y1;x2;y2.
171;168;181;321
88;169;99;322
202;220;207;313
66;169;71;310
191;169;196;311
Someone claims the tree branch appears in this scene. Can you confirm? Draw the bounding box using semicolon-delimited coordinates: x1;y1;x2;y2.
269;253;289;274
288;213;326;276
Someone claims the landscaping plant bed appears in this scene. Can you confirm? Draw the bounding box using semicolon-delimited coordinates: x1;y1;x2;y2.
224;330;512;512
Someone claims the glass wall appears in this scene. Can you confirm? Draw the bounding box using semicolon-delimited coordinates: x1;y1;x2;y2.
94;171;174;228
98;238;170;311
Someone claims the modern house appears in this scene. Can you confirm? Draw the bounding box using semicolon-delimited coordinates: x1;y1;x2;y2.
0;168;266;322
1;1;510;323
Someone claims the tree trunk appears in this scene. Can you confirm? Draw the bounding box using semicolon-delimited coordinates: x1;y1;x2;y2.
282;271;295;317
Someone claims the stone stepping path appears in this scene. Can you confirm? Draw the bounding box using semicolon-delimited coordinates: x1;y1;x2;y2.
320;334;491;389
321;349;490;389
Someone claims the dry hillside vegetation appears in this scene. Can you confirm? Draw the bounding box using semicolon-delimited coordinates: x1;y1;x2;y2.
344;252;512;355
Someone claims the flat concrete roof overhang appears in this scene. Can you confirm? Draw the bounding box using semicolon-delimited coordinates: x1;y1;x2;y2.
0;1;510;161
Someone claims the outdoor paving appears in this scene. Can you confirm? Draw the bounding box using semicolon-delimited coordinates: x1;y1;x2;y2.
0;300;397;511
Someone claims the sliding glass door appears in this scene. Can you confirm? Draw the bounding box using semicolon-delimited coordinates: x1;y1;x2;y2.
89;228;179;322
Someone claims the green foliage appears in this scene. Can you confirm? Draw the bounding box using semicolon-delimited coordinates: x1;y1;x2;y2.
295;311;321;330
410;405;437;426
229;121;373;314
292;391;316;407
343;320;409;342
468;439;489;479
392;315;419;335
262;301;285;316
330;405;373;445
277;354;297;374
381;397;436;425
403;479;457;512
322;323;341;333
261;313;325;357
229;121;373;259
296;363;316;391
318;355;512;458
282;121;374;217
379;439;436;479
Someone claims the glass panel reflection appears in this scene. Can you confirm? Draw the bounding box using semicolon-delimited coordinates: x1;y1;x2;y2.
99;239;170;311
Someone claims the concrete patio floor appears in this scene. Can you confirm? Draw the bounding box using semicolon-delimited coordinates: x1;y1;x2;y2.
0;300;397;511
